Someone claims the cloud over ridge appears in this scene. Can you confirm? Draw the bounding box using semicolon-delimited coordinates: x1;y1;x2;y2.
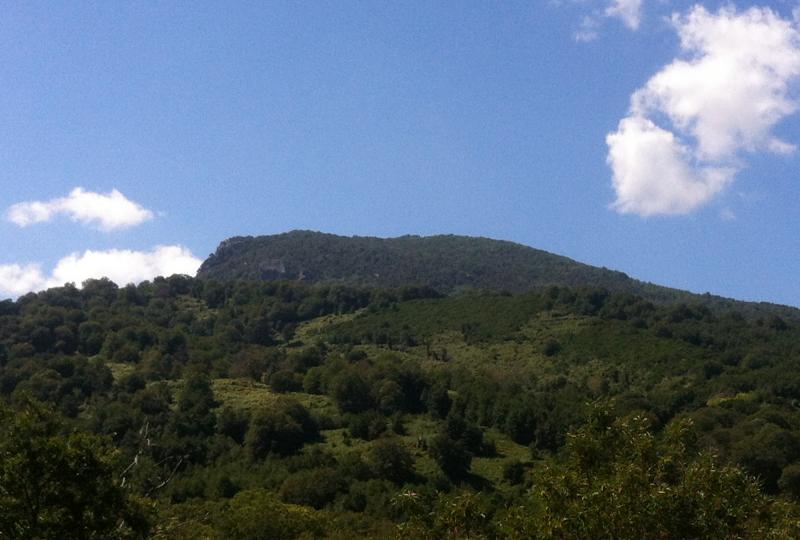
0;246;202;298
7;187;154;231
607;5;800;216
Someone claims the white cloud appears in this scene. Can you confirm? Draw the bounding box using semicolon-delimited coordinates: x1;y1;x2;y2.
7;187;154;231
607;5;800;216
607;116;734;215
575;15;600;42
570;0;643;41
0;245;202;298
605;0;642;30
0;264;48;297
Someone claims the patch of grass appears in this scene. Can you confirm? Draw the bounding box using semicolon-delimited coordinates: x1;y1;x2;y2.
211;378;338;419
294;312;359;344
707;391;757;407
212;378;277;412
107;362;135;381
471;429;532;487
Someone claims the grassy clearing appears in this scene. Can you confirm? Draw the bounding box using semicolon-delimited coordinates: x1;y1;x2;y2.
294;312;359;344
107;362;135;381
306;411;532;488
471;428;533;487
212;378;277;411
212;378;338;416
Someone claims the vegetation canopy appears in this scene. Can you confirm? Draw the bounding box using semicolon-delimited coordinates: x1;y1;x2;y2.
1;272;800;537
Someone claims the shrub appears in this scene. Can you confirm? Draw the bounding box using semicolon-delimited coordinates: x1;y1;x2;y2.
279;468;346;509
366;438;414;484
245;398;318;459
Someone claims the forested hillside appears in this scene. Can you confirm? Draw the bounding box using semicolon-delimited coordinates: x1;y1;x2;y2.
2;275;800;538
197;230;799;320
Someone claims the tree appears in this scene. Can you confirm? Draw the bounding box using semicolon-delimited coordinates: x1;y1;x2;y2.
279;468;345;509
365;438;414;484
245;398;318;459
779;464;800;499
215;489;324;539
502;459;525;485
331;370;373;413
395;490;495;539
0;399;149;539
269;369;302;393
425;383;452;419
506;409;794;539
429;434;472;480
171;372;217;438
217;406;250;444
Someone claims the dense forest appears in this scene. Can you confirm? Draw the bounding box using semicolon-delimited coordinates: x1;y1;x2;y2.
198;231;800;319
3;275;800;538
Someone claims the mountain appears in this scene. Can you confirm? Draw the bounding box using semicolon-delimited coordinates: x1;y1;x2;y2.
7;235;800;536
197;230;797;318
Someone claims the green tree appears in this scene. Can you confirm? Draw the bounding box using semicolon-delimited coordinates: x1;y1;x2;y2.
279;468;345;509
366;438;414;484
505;409;792;539
215;489;324;539
429;434;472;480
331;370;374;413
395;490;495;540
171;372;217;437
0;400;149;539
245;398;318;459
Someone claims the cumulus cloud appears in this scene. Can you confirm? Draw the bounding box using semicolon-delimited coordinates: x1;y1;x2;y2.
605;0;642;30
0;264;48;297
7;187;154;231
0;246;202;298
607;116;735;215
608;5;800;216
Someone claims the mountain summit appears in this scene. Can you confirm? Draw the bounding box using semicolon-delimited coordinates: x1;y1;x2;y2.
197;231;795;317
199;230;637;291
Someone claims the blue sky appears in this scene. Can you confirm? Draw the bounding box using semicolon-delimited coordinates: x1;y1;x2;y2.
1;0;799;306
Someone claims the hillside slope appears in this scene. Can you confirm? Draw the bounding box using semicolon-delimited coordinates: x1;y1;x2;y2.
4;276;800;535
197;230;797;318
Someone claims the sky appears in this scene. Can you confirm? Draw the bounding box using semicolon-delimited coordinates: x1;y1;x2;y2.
1;0;799;306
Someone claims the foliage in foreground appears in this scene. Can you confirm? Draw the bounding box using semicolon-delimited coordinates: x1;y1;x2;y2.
398;411;800;539
0;400;149;539
519;411;798;539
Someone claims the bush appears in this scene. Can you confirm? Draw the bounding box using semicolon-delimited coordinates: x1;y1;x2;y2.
269;369;302;393
779;464;800;499
366;438;414;484
216;489;324;539
279;468;345;509
542;339;561;357
217;406;249;444
429;434;472;480
245;398;318;459
347;411;387;441
502;460;525;485
331;371;374;413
